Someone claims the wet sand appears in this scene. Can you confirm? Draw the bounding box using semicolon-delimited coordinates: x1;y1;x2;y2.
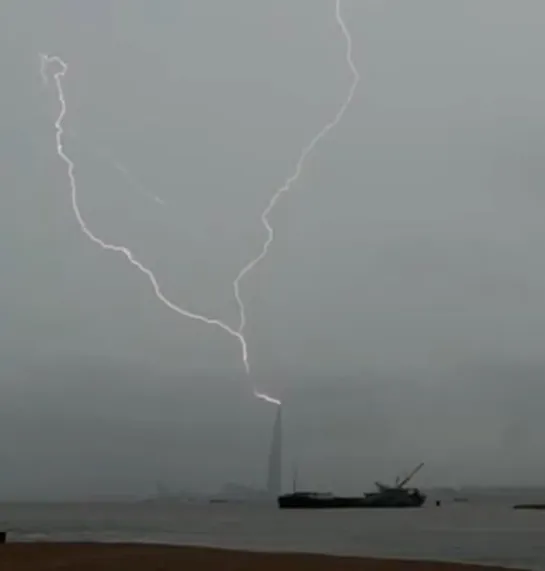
0;543;524;571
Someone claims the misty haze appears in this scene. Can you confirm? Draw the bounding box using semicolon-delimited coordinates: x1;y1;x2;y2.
2;0;545;503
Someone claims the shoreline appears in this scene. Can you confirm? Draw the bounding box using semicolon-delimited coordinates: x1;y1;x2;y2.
0;543;530;571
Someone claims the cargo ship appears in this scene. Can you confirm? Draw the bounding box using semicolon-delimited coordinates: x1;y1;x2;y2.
278;462;426;509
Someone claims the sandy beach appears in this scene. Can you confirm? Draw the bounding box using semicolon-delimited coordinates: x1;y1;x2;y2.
0;544;525;571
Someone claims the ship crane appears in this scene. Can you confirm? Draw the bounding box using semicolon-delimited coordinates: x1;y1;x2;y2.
375;462;424;492
397;462;424;489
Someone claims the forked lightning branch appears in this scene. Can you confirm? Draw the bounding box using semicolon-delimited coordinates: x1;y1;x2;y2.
39;0;359;408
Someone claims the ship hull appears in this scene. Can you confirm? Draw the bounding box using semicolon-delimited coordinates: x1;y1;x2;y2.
278;492;426;509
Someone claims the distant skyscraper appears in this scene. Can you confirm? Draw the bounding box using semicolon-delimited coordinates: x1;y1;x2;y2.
266;406;282;497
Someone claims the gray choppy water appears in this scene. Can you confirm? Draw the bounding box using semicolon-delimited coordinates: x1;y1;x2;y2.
1;502;544;570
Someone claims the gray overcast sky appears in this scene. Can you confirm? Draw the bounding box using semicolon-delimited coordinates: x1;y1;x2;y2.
1;0;545;498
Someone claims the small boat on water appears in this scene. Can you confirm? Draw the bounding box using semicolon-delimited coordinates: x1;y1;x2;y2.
513;504;545;510
278;462;426;509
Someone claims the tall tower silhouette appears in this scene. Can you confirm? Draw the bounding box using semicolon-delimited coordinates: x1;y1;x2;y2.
266;406;282;497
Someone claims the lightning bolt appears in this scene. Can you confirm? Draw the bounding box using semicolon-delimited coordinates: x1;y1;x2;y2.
233;0;360;339
39;0;359;410
40;54;166;208
40;54;261;393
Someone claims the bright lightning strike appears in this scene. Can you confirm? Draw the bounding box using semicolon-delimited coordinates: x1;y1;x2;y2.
39;54;270;399
40;0;358;411
232;0;360;339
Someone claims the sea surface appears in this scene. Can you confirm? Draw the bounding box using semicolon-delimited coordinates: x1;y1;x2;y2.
1;501;545;570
